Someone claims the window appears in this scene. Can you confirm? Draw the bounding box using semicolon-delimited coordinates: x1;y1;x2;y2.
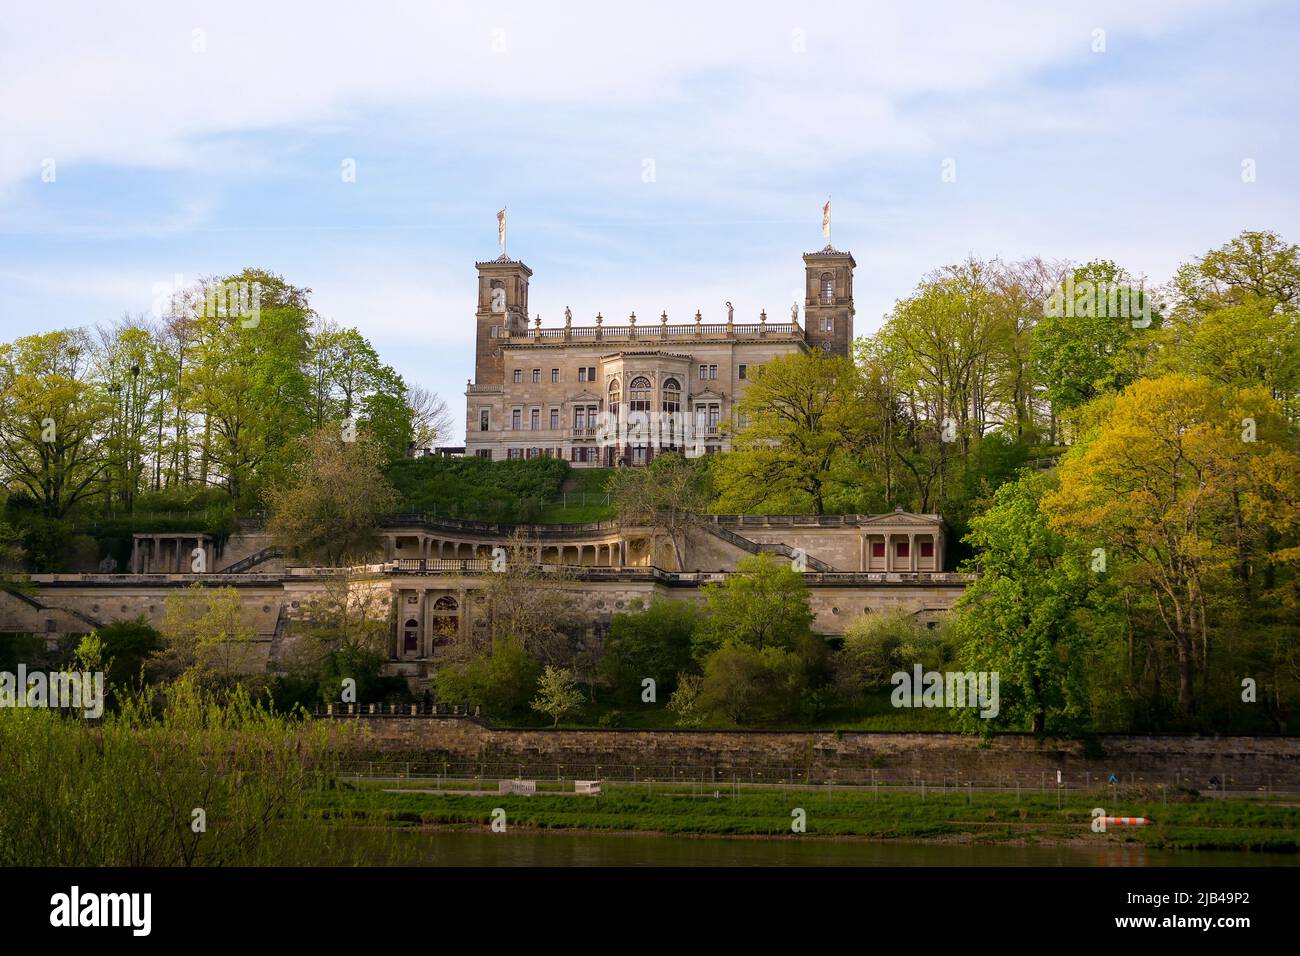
821;273;834;305
551;368;559;383
476;449;493;460
822;316;834;333
550;408;560;430
530;408;540;430
479;408;490;431
513;369;522;384
578;367;588;382
662;377;681;412
507;448;523;460
738;364;747;380
920;541;934;558
574;407;587;430
588;366;596;381
708;365;718;379
896;541;910;559
608;378;621;423
699;365;706;380
511;408;521;430
708;404;720;427
871;542;885;558
629;376;652;413
531;369;540;383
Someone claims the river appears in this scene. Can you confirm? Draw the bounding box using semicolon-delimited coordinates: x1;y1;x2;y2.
350;828;1299;867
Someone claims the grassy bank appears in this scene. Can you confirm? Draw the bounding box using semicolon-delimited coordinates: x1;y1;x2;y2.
317;780;1300;852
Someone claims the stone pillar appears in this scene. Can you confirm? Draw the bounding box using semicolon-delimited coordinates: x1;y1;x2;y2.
909;533;917;571
859;535;866;572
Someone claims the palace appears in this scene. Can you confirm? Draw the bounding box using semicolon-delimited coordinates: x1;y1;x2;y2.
464;245;856;464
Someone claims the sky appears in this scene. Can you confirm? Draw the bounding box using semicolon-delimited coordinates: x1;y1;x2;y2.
1;0;1297;442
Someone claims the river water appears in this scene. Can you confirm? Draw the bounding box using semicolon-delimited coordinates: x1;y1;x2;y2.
357;829;1299;867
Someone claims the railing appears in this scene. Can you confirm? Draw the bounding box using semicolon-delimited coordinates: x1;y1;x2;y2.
507;321;803;343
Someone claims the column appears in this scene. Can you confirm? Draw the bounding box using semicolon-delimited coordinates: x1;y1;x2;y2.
909;533;916;572
859;535;866;572
131;538;139;574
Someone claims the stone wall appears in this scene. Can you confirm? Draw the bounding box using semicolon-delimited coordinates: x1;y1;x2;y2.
337;716;1300;787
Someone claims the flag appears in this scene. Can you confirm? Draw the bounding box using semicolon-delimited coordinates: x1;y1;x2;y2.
497;208;507;249
821;199;831;240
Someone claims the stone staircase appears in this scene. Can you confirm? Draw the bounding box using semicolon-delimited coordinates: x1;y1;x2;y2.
218;546;283;573
702;524;834;571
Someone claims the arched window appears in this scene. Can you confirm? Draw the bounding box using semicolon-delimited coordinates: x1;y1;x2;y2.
403;618;420;654
662;378;681;413
629;376;652;412
820;273;835;305
608;378;621;422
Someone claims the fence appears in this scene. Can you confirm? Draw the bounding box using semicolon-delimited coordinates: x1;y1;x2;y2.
329;760;1297;796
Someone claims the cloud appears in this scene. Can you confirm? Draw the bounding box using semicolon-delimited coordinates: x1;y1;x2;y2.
0;0;1241;194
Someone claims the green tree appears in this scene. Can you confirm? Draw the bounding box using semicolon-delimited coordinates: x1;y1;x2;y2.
601;599;701;700
434;636;541;719
158;584;260;684
950;470;1114;734
531;665;585;725
694;643;808;726
1031;260;1154;420
695;554;815;657
92;616;163;694
713;350;866;514
0;329;112;519
264;428;401;566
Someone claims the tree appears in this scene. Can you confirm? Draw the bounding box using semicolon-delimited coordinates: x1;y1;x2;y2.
158;584;259;684
186;269;315;500
0;329;112;519
713;350;866;514
1043;374;1299;716
264;428;401;566
92;616;164;694
1031;260;1154;420
834;611;950;693
694;644;808;726
601;599;700;700
281;573;394;678
464;531;582;666
406;384;454;450
531;665;585;726
435;636;540;719
695;554;815;657
1171;229;1300;314
608;452;712;569
950;470;1114;733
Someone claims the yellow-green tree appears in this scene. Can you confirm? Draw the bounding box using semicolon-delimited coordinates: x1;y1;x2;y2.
1043;374;1298;715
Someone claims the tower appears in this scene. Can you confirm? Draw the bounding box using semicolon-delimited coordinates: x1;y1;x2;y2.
473;255;533;385
802;247;856;358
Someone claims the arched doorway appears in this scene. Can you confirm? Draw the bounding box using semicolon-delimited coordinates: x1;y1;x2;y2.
430;595;460;650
